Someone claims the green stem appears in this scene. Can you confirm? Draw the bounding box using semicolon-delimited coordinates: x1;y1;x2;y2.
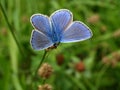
65;73;87;90
9;25;23;90
0;2;25;58
35;50;48;76
32;50;48;89
94;65;109;90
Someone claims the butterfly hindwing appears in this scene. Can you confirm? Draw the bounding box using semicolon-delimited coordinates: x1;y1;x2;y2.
30;30;53;50
61;21;92;43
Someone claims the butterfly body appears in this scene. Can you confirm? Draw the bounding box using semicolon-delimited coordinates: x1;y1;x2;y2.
30;9;92;50
51;26;61;44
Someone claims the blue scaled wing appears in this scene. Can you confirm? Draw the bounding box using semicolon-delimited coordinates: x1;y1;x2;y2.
30;14;52;37
61;21;92;43
30;30;53;50
50;9;73;32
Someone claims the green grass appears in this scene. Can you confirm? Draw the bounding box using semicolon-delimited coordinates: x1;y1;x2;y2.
0;0;120;90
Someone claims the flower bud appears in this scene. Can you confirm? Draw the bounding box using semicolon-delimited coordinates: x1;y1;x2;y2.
113;29;120;38
87;14;100;24
56;54;64;65
38;84;52;90
75;61;85;72
38;63;53;79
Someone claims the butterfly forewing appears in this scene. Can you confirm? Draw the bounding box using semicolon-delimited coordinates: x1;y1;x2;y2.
30;30;53;50
61;21;92;43
50;9;73;32
30;14;51;37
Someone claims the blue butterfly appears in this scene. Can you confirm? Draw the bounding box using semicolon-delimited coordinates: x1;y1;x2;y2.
30;9;92;50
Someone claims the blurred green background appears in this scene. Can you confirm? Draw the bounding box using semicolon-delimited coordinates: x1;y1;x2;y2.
0;0;120;90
